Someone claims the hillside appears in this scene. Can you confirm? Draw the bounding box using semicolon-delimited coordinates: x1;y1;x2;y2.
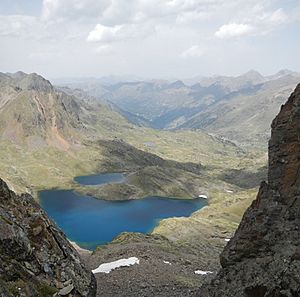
180;74;300;146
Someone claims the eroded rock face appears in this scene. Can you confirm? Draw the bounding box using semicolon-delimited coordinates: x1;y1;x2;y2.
200;84;300;296
0;178;96;296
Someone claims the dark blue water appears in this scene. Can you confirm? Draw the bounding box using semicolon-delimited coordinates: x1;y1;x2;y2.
74;172;124;186
39;172;206;250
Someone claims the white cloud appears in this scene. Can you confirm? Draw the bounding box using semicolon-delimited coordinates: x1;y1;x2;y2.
0;0;299;77
215;7;289;39
41;0;221;25
87;24;123;42
87;23;154;43
181;45;205;58
215;23;254;39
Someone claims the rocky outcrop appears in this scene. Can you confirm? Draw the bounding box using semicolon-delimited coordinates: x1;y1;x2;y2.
5;71;54;92
200;84;300;296
0;178;96;296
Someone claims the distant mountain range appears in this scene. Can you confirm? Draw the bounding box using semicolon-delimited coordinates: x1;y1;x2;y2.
59;70;300;146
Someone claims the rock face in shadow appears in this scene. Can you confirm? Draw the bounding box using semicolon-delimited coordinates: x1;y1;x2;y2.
200;84;300;296
0;178;96;296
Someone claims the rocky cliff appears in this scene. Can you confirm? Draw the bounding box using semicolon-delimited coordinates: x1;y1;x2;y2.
200;84;300;296
0;178;96;296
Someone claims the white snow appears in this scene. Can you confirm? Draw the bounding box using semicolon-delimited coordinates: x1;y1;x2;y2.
195;270;214;275
225;190;233;193
92;257;140;274
225;238;231;242
198;194;208;199
163;261;171;265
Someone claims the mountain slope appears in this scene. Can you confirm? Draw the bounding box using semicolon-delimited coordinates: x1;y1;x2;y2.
200;84;300;296
180;74;300;145
0;178;96;296
197;70;266;91
0;72;134;149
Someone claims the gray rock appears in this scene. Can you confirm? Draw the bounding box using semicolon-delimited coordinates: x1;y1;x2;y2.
0;178;97;296
58;284;74;296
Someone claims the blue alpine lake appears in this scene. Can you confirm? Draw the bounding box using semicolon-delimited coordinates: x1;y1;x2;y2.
39;173;206;250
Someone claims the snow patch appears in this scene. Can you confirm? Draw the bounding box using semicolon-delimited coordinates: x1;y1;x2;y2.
163;261;171;265
225;238;231;242
225;190;233;193
92;257;139;274
195;270;214;275
198;194;208;199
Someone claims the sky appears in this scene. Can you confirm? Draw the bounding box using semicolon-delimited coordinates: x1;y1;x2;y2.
0;0;300;79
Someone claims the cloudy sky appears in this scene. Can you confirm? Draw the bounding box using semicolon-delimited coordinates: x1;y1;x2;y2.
0;0;300;79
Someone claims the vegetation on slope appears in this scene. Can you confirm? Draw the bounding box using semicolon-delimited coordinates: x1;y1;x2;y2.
0;72;266;201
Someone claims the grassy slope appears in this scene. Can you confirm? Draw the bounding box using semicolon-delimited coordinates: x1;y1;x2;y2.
0;124;265;200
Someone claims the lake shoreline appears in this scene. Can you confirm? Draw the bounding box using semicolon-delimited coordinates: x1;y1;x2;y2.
69;240;92;255
39;175;207;250
39;172;207;250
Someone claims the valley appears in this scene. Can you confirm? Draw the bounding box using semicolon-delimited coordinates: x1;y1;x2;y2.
0;70;295;296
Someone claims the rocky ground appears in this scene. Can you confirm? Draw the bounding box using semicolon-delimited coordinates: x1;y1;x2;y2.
81;233;217;297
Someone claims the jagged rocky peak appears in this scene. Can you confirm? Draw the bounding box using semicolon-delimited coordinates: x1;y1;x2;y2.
8;71;27;80
241;69;264;80
168;80;186;89
17;72;54;92
1;71;53;92
200;84;300;297
275;69;299;77
0;178;96;296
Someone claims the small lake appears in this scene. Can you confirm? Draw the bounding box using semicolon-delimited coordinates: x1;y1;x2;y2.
39;173;206;250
